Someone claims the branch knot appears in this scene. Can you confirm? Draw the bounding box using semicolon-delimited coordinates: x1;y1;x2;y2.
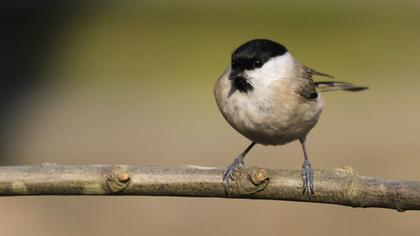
107;166;131;193
230;167;270;195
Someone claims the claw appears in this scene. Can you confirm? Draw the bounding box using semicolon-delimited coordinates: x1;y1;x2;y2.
223;155;245;194
301;159;314;196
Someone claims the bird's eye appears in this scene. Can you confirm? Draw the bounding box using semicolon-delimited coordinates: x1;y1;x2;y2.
254;59;262;67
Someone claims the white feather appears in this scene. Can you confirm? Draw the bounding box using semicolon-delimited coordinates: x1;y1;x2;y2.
245;52;295;89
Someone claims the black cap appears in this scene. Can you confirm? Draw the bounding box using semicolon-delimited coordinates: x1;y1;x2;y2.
231;39;288;71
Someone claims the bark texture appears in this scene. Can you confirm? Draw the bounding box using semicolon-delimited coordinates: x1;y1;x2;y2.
0;164;419;211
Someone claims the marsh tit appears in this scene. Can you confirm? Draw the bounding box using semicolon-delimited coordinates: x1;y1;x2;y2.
214;39;367;195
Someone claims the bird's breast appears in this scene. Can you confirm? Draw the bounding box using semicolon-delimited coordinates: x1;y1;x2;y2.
214;73;323;145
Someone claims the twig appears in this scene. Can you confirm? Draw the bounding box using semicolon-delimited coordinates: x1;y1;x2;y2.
0;164;419;211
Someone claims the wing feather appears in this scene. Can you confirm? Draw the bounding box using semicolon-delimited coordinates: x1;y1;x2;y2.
295;66;331;99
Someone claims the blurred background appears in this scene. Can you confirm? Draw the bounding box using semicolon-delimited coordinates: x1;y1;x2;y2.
1;1;420;235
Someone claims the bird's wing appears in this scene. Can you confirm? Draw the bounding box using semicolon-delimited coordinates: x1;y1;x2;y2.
295;66;331;99
295;75;318;99
303;66;335;79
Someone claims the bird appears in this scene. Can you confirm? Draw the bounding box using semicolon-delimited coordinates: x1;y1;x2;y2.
214;39;367;195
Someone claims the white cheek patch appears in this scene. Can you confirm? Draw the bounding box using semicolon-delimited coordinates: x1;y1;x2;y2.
245;52;295;89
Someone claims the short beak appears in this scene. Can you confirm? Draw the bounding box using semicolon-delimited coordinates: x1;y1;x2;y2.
228;69;253;92
228;69;244;81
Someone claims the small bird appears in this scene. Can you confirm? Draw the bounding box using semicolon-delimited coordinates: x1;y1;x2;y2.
214;39;367;195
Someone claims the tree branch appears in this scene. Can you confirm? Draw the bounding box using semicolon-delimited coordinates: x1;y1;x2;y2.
0;164;419;211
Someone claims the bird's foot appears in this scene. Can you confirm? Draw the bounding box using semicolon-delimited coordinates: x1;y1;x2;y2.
223;155;245;194
301;159;314;196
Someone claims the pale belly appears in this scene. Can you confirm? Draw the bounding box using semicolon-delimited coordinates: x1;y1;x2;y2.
215;82;323;145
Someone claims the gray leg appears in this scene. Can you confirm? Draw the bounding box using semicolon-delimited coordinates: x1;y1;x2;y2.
300;137;314;196
223;142;256;192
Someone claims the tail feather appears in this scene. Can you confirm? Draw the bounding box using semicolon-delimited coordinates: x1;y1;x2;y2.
315;81;368;93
